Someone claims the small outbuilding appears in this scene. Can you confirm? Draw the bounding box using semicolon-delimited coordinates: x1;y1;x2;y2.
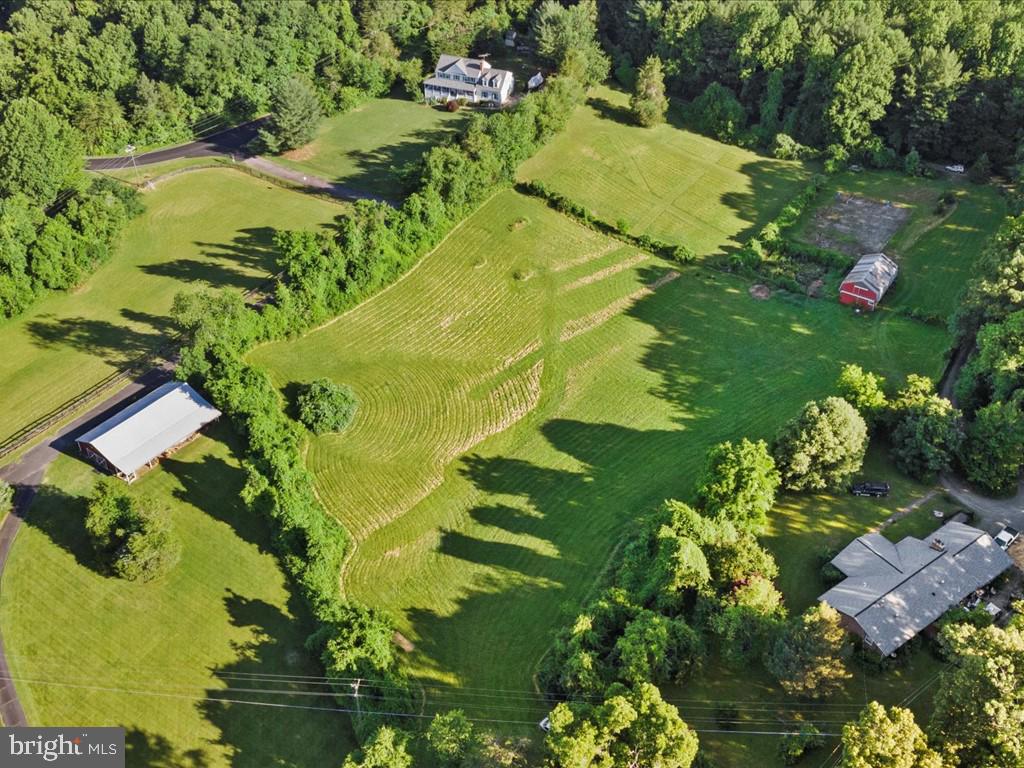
839;252;898;310
76;381;221;482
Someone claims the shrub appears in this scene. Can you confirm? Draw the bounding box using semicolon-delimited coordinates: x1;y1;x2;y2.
969;152;992;184
778;724;825;765
771;133;812;160
773;397;868;491
904;148;921;176
85;477;179;582
687;82;745;142
297;379;359;434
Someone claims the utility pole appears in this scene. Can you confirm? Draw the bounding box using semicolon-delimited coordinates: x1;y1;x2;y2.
352;678;362;717
125;144;139;185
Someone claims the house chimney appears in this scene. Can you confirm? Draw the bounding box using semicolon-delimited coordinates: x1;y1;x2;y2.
929;538;945;552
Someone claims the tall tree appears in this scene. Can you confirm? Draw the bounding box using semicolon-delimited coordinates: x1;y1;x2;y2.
695;438;780;532
0;97;83;207
630;55;668;127
532;0;609;86
930;622;1024;768
765;603;851;698
259;76;322;153
773;397;868;491
545;682;698;768
842;702;944;768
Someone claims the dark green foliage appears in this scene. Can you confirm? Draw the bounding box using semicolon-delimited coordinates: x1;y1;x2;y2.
695;438;780;532
778;724;825;765
85;477;180;582
259;76;323;154
960;400;1024;495
904;148;922;177
297;379;358;435
0;97;83;207
686;82;746;142
952;213;1024;346
533;0;609;87
773;397;868;491
765;604;851;698
889;376;962;479
598;0;1024;170
631;56;668;127
969;152;992;184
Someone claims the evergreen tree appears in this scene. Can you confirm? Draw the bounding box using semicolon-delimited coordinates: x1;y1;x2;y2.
259;76;323;153
630;56;668;127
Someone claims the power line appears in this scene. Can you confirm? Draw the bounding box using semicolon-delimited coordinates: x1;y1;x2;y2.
0;674;838;737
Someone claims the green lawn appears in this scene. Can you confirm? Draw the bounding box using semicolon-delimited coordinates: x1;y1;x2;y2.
272;97;469;200
0;424;355;765
517;85;811;257
0;168;343;445
251;190;946;752
791;170;1007;320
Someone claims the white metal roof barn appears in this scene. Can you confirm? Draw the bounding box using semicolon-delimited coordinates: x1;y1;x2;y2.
76;382;221;482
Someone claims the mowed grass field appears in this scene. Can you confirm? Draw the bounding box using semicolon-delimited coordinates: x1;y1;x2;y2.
517;85;811;256
274;97;469;200
0;424;354;765
251;190;946;745
792;170;1007;320
0;169;343;445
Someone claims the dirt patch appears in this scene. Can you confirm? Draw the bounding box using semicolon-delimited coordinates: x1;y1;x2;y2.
805;279;824;298
803;192;910;256
393;632;415;652
281;142;318;162
749;284;771;300
508;217;529;231
384;547;402;558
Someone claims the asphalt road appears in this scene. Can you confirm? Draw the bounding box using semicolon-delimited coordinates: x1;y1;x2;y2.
86;119;395;206
85;118;266;171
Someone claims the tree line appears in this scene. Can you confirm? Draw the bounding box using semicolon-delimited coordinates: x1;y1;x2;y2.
598;0;1024;174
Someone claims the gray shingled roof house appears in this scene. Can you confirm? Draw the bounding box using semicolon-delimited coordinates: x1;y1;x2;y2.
838;252;899;310
76;382;221;482
423;54;514;105
819;521;1012;655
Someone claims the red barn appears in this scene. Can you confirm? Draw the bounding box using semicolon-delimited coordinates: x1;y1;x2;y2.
839;253;898;310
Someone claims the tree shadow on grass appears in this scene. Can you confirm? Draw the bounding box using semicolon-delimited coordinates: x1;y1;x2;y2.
342;121;468;200
143;228;280;290
586;95;634;125
24;309;170;364
199;590;356;767
21;484;103;575
124;728;208;768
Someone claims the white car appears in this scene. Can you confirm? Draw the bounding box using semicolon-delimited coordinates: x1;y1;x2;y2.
945;164;966;173
994;525;1019;551
539;716;551;732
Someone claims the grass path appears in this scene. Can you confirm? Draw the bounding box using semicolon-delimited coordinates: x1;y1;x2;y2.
0;168;343;445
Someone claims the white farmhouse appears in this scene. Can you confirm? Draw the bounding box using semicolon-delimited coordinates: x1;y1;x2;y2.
423;55;514;106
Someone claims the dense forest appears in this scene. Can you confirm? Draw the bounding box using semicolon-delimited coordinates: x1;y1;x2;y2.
599;0;1024;172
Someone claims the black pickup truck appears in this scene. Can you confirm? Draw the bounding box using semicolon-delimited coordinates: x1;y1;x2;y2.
850;481;891;497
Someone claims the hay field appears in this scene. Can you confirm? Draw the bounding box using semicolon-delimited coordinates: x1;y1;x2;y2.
251;190;946;723
517;85;810;256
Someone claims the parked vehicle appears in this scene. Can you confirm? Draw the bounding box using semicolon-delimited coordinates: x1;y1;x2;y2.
945;164;966;173
850;481;891;497
994;525;1020;551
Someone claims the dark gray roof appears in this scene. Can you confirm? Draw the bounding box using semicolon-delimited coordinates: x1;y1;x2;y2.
820;521;1012;655
76;382;221;477
841;252;898;297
